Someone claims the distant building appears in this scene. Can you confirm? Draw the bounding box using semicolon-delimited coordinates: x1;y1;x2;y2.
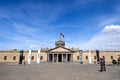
0;40;120;64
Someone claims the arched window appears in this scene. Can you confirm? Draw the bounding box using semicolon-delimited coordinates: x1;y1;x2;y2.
77;56;79;60
111;56;113;59
40;56;43;60
13;56;16;60
94;56;96;60
31;56;34;60
4;56;7;60
86;56;88;60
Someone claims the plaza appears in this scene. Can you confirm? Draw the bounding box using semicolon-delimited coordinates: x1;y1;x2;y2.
0;64;120;80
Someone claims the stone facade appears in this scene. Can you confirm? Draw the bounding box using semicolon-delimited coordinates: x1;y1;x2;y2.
0;40;120;64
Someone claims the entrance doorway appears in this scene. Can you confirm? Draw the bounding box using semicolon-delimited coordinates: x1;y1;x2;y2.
58;54;62;62
49;54;52;62
68;54;71;62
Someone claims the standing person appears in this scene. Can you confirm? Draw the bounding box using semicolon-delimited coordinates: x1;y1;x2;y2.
118;57;120;65
102;57;106;71
100;58;106;72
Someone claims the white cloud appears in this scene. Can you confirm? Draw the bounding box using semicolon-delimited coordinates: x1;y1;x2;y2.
102;25;120;33
79;25;120;50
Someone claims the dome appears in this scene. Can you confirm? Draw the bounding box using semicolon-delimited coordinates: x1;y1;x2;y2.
55;40;65;47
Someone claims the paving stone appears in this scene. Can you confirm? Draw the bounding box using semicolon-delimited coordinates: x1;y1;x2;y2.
0;64;119;80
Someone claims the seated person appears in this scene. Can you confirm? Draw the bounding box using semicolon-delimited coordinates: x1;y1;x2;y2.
112;59;117;64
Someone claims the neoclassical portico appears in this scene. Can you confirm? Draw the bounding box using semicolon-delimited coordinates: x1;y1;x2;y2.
47;53;73;63
40;40;80;63
47;40;74;63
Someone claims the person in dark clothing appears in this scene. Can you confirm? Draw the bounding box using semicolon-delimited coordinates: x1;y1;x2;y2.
99;58;106;72
112;59;117;65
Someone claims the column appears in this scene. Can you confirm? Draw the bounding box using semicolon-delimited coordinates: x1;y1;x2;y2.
62;53;63;62
53;54;54;63
28;50;31;64
47;53;49;62
37;50;40;64
89;50;92;64
66;53;68;62
63;54;65;62
70;54;72;62
70;54;71;62
71;53;73;62
57;54;58;63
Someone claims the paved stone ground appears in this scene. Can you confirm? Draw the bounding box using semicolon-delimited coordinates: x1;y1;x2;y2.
0;63;120;80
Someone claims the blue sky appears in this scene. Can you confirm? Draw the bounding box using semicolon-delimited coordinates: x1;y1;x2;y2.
0;0;120;50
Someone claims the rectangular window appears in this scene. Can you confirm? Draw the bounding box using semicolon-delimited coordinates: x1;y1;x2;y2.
13;56;16;60
86;56;88;60
77;56;79;60
40;56;43;60
4;56;7;60
111;56;113;59
94;56;96;60
31;56;34;60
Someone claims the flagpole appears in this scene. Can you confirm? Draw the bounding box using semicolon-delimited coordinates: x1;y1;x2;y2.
60;33;64;40
60;33;61;40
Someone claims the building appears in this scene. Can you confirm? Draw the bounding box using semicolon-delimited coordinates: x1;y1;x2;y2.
0;40;120;64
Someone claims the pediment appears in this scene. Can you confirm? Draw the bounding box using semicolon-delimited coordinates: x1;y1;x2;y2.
49;47;71;52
